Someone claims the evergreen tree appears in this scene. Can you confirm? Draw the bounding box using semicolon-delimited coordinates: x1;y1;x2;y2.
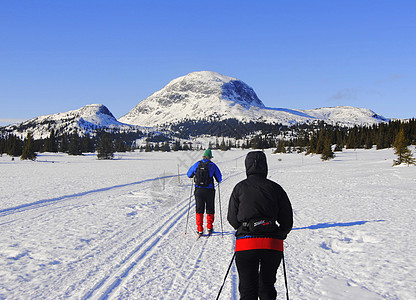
296;130;309;148
335;129;345;151
0;136;5;155
408;118;416;145
116;139;128;152
59;134;69;153
42;130;58;153
306;133;317;155
401;148;416;166
321;136;335;161
251;135;269;150
376;124;389;149
68;131;83;155
81;133;95;153
220;137;228;151
161;141;171;152
145;138;153;152
364;134;373;149
97;133;114;160
393;128;415;166
346;126;360;149
274;140;286;154
173;140;181;151
8;134;23;157
21;133;37;160
315;133;323;154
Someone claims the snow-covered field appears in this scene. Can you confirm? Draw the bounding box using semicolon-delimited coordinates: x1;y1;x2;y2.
1;148;415;299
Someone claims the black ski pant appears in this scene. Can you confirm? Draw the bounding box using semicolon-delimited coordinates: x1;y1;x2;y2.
194;187;215;214
235;249;283;300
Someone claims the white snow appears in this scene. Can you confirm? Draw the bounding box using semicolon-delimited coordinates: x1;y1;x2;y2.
1;148;415;299
167;71;237;86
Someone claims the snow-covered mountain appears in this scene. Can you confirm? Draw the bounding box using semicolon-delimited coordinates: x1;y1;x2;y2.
1;71;390;140
3;104;134;140
119;71;265;126
119;71;389;127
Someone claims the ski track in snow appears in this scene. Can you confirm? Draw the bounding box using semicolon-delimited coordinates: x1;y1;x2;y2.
104;162;246;300
1;149;416;299
0;174;180;218
83;191;192;300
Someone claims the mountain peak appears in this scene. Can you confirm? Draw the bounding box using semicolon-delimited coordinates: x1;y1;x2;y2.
5;104;130;139
119;71;264;126
160;71;263;105
171;71;237;84
76;104;118;124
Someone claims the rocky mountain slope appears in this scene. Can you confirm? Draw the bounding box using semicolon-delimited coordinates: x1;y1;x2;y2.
119;71;388;127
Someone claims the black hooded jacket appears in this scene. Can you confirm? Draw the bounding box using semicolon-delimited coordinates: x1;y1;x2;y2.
227;151;293;239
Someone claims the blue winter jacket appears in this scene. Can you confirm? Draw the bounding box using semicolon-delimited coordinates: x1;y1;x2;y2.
187;159;222;188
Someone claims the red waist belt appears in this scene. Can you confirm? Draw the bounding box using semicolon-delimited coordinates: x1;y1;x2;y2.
235;237;284;252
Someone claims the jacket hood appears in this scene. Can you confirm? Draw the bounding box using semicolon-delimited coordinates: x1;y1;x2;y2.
245;151;268;177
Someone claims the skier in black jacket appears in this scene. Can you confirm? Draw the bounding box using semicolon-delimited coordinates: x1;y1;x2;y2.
228;151;293;300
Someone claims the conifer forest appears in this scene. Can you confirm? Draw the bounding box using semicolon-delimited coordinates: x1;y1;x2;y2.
1;119;415;163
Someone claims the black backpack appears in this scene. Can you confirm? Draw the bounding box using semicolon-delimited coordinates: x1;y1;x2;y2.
194;161;213;187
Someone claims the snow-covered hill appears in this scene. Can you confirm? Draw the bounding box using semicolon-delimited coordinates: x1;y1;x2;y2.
300;106;389;126
2;104;134;140
119;71;389;127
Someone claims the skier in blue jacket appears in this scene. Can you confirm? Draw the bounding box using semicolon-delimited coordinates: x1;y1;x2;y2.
187;149;222;234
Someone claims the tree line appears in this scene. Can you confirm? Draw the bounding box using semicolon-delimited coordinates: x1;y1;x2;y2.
0;130;134;160
1;119;415;164
249;119;416;163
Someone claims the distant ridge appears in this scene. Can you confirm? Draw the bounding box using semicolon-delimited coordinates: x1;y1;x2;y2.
2;104;134;139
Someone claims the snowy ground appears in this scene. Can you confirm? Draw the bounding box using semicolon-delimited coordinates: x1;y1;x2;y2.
0;148;415;299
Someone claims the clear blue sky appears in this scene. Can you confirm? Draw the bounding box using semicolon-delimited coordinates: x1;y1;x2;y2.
1;0;415;126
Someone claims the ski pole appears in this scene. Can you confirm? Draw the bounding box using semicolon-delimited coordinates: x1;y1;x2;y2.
282;251;290;300
218;183;224;237
185;180;193;234
216;252;236;300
